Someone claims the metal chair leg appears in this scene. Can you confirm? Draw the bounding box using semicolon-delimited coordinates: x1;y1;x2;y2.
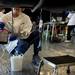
52;67;58;75
67;66;70;75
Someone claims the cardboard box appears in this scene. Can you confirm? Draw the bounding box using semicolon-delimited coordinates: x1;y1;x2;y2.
0;29;8;44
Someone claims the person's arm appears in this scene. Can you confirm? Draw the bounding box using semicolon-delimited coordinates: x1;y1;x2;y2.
20;14;32;38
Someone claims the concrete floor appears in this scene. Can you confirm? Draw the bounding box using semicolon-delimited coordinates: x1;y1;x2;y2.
0;41;75;75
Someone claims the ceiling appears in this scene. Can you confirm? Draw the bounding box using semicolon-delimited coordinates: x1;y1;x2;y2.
0;0;75;11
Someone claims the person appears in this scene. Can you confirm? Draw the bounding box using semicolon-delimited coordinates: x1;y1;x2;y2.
32;17;42;50
66;11;75;41
0;7;41;66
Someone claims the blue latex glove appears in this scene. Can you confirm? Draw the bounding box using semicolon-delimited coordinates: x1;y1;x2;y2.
9;34;17;41
0;22;5;30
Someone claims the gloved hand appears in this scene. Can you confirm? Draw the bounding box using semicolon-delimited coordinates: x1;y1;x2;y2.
9;34;17;41
0;22;5;30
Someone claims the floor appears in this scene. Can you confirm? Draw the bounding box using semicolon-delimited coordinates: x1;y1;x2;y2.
0;40;75;75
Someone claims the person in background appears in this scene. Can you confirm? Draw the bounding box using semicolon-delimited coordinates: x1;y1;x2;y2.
32;17;42;51
66;11;75;41
0;7;41;66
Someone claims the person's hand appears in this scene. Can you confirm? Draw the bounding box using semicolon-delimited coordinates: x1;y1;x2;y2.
9;33;18;41
65;18;69;23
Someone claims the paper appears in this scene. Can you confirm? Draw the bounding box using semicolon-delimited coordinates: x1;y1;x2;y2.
5;40;18;53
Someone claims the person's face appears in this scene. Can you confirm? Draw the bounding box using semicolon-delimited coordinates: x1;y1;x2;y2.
12;8;22;17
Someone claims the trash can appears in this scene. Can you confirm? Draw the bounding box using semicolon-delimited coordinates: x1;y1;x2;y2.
10;54;23;71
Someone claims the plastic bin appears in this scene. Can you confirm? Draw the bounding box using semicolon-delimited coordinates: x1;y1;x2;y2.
10;55;23;71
